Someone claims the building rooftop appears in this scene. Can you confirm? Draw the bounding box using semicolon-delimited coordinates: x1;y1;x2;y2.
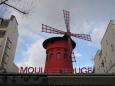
0;15;18;28
43;34;76;49
101;20;115;45
0;19;10;28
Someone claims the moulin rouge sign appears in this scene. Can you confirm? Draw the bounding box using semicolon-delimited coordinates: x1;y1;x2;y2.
19;67;93;74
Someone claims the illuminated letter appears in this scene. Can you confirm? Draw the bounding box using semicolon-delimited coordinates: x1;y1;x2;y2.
81;67;87;73
19;67;28;73
28;67;34;73
88;67;93;73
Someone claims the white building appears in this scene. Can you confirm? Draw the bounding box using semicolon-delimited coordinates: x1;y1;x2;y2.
0;15;18;73
94;20;115;73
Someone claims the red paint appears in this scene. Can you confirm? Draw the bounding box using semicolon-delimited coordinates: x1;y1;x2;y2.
43;35;76;74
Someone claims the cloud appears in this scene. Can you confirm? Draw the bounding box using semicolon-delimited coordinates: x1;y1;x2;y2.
0;3;9;18
74;52;82;57
16;33;46;68
72;20;108;49
90;22;108;48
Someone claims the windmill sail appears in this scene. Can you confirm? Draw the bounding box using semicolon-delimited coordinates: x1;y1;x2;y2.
42;10;91;62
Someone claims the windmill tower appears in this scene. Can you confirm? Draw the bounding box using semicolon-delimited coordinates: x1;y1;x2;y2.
42;10;91;74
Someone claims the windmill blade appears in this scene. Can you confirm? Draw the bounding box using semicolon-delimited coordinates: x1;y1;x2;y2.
42;24;65;35
63;10;70;33
70;33;91;41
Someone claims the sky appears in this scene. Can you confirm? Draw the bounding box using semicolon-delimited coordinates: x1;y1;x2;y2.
1;0;115;70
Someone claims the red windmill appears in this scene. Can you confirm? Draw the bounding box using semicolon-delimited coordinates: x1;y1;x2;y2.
42;10;91;74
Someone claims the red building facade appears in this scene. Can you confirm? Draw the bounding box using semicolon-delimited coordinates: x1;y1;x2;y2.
43;34;76;74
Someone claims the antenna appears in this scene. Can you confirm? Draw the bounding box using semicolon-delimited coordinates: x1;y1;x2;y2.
0;0;36;15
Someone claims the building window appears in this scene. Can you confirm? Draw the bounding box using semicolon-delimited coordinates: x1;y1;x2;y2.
1;38;12;65
104;56;106;63
105;51;107;57
2;52;8;65
112;72;114;74
99;66;100;70
106;66;107;71
50;48;53;52
109;60;112;67
64;53;67;60
103;69;105;72
0;30;5;37
99;50;102;57
106;40;108;45
6;37;12;49
64;48;67;52
5;37;12;55
56;53;61;59
101;60;104;67
57;48;60;51
49;53;54;59
111;44;114;52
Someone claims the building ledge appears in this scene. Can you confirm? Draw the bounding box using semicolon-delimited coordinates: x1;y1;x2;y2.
0;73;115;85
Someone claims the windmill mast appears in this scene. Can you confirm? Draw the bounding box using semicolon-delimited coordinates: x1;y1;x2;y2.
63;10;72;58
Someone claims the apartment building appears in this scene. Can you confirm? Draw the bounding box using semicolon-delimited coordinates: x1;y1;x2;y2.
0;15;18;73
94;20;115;73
